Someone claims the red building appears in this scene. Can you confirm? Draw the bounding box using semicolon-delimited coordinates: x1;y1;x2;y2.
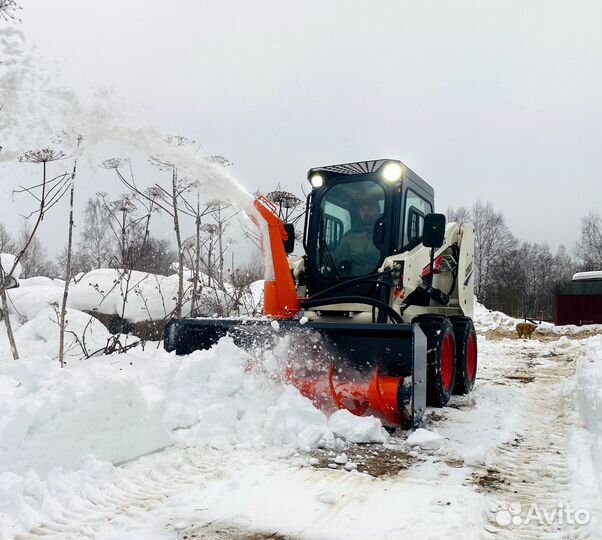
554;271;602;326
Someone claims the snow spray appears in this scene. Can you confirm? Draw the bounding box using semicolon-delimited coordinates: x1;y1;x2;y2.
0;17;274;280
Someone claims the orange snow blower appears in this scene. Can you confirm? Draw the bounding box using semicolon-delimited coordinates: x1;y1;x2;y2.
165;160;478;428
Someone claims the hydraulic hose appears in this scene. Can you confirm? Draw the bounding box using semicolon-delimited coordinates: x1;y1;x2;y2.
308;267;397;301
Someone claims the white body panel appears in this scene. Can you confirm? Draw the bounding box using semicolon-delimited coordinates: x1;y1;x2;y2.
297;221;475;324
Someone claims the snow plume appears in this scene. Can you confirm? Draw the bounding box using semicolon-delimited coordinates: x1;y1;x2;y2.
0;15;274;279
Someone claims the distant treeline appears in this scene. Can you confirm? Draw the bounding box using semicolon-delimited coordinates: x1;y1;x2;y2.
446;203;602;321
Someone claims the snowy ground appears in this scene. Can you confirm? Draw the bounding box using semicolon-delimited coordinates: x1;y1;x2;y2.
1;299;601;539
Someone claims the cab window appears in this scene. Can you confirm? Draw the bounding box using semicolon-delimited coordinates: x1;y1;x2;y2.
403;189;432;250
316;180;385;277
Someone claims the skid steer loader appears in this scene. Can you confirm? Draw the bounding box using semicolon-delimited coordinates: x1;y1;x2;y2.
164;159;477;429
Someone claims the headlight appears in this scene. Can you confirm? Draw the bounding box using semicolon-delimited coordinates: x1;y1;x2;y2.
382;162;403;182
310;174;324;188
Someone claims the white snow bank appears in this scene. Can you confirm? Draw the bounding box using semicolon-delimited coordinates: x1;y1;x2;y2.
0;357;171;476
68;268;181;323
14;307;112;359
0;335;389;479
472;301;518;332
18;276;61;288
67;268;256;321
6;285;63;321
571;335;602;523
473;300;602;336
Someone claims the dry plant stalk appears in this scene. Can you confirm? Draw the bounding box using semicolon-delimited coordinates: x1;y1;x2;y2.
0;148;69;360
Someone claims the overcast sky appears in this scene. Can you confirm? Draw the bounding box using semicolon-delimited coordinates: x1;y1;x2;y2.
4;0;602;259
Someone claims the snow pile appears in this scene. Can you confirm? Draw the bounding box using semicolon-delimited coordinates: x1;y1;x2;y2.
472;300;519;332
0;357;170;476
0;327;389;481
68;269;260;322
18;277;63;288
473;300;602;337
6;282;63;321
573;335;602;505
538;320;602;336
68;269;181;322
162;338;388;450
14;307;112;359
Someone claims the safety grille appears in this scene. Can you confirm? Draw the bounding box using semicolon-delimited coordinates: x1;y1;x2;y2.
313;160;388;176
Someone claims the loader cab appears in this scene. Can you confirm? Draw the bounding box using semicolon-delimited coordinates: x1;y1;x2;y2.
303;159;434;296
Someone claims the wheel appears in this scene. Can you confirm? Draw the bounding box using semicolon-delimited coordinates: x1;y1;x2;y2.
450;317;478;394
413;316;456;407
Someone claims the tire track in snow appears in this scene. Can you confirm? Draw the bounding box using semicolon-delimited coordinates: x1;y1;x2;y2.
475;340;592;539
13;445;223;540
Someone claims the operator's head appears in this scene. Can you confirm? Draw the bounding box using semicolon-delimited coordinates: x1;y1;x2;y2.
359;199;381;226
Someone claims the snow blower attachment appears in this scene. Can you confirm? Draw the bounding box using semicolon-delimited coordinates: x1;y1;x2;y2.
164;160;478;429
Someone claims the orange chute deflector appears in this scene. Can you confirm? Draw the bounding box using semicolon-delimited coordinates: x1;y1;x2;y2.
254;197;301;319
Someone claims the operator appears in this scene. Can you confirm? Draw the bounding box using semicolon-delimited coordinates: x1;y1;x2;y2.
333;198;382;275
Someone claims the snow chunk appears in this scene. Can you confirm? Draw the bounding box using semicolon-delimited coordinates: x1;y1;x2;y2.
407;428;444;449
328;410;388;443
334;452;348;464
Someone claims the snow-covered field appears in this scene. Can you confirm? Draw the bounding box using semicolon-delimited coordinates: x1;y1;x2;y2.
1;291;601;539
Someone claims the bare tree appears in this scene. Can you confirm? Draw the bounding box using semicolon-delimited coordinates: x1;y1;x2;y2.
103;138;194;318
16;224;52;277
445;206;471;227
242;185;305;249
575;212;602;271
472;200;517;301
0;223;15;253
110;146;240;318
147;136;200;318
76;195;115;271
131;237;175;275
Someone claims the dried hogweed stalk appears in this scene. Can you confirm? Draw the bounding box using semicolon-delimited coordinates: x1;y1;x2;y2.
0;0;21;22
100;157;128;170
18;148;66;163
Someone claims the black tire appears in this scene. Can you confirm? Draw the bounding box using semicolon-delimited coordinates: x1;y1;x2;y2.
450;317;478;395
413;316;457;407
